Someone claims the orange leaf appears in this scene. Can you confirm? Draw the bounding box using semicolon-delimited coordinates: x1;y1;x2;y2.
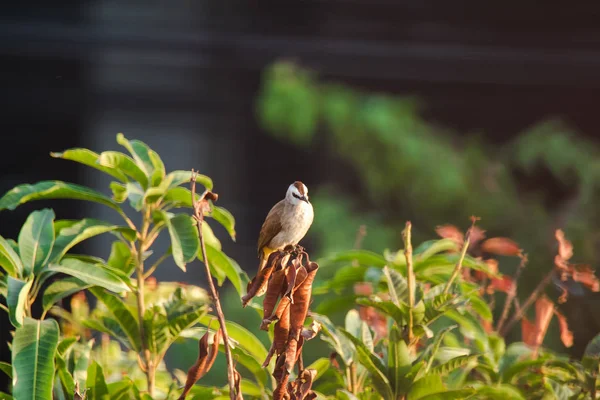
555;229;573;261
481;237;521;257
178;328;221;400
490;275;513;293
554;309;574;348
521;317;536;346
435;225;464;247
532;296;555;352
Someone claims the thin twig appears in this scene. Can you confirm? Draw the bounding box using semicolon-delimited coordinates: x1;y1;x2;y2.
499;270;554;337
143;252;170;279
402;222;415;343
444;218;478;295
190;170;239;400
496;254;528;333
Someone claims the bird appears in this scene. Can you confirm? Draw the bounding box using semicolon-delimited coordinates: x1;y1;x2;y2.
257;181;314;271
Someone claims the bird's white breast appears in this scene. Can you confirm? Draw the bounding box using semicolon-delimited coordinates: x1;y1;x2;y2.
272;201;314;248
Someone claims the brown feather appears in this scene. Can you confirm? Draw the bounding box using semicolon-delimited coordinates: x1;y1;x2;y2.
258;199;285;257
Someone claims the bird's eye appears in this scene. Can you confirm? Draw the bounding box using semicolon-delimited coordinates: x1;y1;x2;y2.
292;193;302;200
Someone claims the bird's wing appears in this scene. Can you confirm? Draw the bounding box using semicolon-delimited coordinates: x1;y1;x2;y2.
257;199;284;257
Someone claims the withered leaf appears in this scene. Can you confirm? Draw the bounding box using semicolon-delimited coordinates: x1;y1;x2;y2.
480;237;521;257
555;229;573;261
554;309;574;348
301;321;322;341
178;328;221;400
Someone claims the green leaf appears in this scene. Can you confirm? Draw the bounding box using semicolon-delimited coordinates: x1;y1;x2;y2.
356;298;407;326
42;277;90;314
7;276;33;327
469;294;493;322
109;182;128;203
144;306;169;354
0;362;12;379
199;244;247;296
51;148;128;182
0;235;24;278
418;388;475;400
107;241;135;276
341;329;394;400
306;357;330;382
474;384;525;399
166;170;213;191
115;134;154;175
72;339;93;392
98;151;148;188
422;325;457;373
49;259;130;293
310;312;355;365
57;337;78;356
388;325;411;396
198;315;268;362
414;239;458;262
11;318;60;400
18;209;55;275
148;150;165;186
162;213;200;272
209;205;236;241
0;181;120;212
326;250;387;268
50;219;134;263
407;374;445;400
89;287;141;351
55;353;74;400
163;187;197;208
202;222;222;251
86;361;110;400
428;355;479;376
584;332;600;359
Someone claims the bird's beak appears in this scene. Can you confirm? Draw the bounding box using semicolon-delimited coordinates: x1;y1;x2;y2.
300;195;309;203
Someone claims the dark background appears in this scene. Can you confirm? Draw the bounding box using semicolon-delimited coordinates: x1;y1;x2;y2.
3;0;600;391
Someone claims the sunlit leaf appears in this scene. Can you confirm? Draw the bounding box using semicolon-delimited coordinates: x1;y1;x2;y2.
51;148;128;182
407;374;445;400
0;235;24;278
42;277;90;314
86;361;110;400
98;151;148;189
198;244;247;296
166;170;213;191
12;318;59;400
160;212;199;272
209;205;236;241
18;209;55;275
0;181;120;212
7;276;33;327
49;259;130;293
89;288;141;351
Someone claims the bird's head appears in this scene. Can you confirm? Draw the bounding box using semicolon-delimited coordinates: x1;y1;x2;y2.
286;181;309;204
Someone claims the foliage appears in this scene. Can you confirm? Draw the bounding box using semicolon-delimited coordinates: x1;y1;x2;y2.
0;134;246;399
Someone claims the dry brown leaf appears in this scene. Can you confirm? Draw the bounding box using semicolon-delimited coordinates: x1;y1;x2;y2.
178;328;221;400
301;321;322;341
480;237;522;257
554;309;574;348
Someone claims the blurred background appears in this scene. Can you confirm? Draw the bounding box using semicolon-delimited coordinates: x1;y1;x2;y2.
3;0;600;391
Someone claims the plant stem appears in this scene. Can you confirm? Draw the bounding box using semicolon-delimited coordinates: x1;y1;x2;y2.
499;270;553;337
136;209;155;397
496;254;527;333
444;226;472;295
191;172;238;400
402;222;415;343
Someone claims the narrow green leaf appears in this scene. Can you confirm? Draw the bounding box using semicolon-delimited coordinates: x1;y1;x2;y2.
474;384;525;399
51;148;128;182
428;354;479;376
414;239;458;262
469;294;493;322
115;134;154;176
89;288;141;351
407;374;445;400
326;250;387;268
86;361;110;400
310;312;355;365
306;357;330;382
148;150;165;186
144;306;169;354
422;325;457;374
340;329;394;400
18;209;55;275
107;241;135;276
199;315;268;362
162;212;200;272
7;276;33;327
0;181;121;212
98;151;148;188
57;337;78;356
49;259;130;293
0;361;12;378
50;219;134;263
166;170;213;191
0;235;24;278
202;222;222;251
12;318;60;400
389;325;411;395
55;353;74;400
383;266;400;306
356;298;407;326
163;187;197;208
198;244;247;296
42;277;90;314
72;339;94;392
209;205;236;241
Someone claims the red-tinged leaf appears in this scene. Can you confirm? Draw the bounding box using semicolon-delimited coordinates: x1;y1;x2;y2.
532;296;555;353
435;225;464;247
353;282;373;296
481;237;522;257
242;262;275;307
554;309;574;348
358;306;388;342
571;266;600;292
469;226;487;248
178;328;221;400
490;275;513;293
522;317;536;346
555;229;573;261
